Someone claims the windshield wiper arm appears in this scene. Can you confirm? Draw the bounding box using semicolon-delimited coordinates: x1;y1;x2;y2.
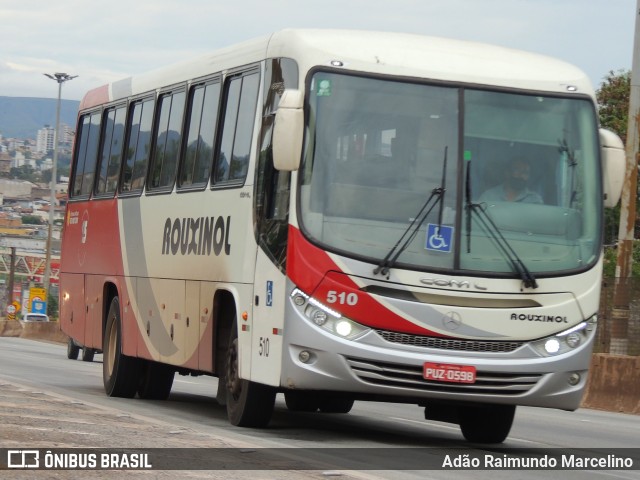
465;159;472;253
468;202;538;289
373;147;448;278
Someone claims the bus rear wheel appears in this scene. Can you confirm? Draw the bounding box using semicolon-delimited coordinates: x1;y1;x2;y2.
225;327;275;427
67;338;80;360
103;296;140;398
137;360;175;400
459;404;515;444
82;348;95;362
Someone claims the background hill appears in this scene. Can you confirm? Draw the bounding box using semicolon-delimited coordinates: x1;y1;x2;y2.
0;96;80;140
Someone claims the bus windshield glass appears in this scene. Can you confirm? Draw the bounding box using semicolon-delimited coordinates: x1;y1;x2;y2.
299;71;601;276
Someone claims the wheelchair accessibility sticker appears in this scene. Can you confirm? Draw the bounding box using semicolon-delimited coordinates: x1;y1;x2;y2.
426;224;453;253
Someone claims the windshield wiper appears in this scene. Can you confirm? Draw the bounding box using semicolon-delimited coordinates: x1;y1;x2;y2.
465;159;472;253
558;139;578;207
467;202;538;289
373;147;448;278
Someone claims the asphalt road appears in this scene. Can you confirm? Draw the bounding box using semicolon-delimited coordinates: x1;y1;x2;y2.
0;337;639;480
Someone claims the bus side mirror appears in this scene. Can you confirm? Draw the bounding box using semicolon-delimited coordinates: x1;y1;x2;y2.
599;128;625;208
273;89;304;171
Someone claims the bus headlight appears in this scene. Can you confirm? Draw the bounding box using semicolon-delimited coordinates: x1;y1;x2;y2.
291;288;370;340
532;319;595;357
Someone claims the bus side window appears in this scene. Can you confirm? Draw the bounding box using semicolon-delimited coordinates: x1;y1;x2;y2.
214;71;260;185
179;81;221;188
120;97;154;194
96;105;126;195
71;111;101;198
148;89;186;191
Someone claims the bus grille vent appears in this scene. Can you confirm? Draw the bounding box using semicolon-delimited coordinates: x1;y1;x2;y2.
375;329;524;353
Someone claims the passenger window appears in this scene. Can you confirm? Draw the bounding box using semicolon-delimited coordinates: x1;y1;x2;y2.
121;98;154;193
71;111;101;198
214;71;259;184
96;105;126;195
148;90;186;190
180;81;220;187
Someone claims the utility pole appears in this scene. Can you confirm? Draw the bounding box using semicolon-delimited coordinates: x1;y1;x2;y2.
43;73;77;315
612;0;640;354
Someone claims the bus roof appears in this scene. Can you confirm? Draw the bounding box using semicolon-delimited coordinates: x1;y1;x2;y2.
80;29;594;110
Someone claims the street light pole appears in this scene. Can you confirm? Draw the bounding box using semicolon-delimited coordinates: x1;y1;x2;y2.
43;72;76;314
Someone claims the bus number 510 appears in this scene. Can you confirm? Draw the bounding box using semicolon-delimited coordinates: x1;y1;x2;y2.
326;290;358;306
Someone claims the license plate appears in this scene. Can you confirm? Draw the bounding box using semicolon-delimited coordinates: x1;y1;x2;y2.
423;362;476;384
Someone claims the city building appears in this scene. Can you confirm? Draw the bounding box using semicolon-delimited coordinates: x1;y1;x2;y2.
36;124;73;154
36;126;55;154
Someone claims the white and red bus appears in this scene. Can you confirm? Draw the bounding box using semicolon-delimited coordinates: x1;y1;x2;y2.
60;29;625;443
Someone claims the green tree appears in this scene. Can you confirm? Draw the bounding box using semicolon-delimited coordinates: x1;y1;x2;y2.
597;70;630;144
21;215;43;225
596;70;633;248
47;291;59;319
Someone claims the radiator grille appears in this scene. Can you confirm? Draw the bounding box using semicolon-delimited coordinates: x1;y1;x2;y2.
375;329;524;353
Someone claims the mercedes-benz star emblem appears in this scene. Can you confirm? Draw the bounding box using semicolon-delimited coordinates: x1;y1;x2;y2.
443;311;462;331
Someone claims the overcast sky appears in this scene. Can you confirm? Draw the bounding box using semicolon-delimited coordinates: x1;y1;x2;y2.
1;0;635;101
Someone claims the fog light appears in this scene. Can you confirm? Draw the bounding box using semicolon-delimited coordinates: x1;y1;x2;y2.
294;294;306;306
299;350;311;363
568;372;581;386
566;333;581;348
312;310;328;326
544;339;560;354
335;320;353;337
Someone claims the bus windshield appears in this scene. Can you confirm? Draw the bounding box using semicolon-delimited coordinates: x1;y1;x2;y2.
299;71;601;276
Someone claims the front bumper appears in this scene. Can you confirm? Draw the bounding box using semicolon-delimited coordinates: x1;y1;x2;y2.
280;284;594;411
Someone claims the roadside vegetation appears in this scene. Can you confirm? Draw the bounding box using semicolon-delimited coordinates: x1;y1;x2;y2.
597;69;636;277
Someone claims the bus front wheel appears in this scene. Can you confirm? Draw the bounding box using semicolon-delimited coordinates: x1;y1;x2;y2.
225;326;275;427
459;404;515;444
103;296;140;398
284;391;320;412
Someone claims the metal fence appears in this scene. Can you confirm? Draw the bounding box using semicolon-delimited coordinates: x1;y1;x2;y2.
596;277;640;356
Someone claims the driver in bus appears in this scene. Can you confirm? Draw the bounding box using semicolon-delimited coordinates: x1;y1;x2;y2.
479;157;543;204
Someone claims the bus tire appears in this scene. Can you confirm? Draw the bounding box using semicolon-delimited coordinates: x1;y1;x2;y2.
225;326;275;427
67;338;80;360
459;404;515;444
103;296;140;398
318;396;354;414
137;360;175;400
81;348;95;362
284;391;320;412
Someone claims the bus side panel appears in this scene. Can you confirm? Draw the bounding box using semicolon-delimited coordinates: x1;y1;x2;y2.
183;281;201;370
136;278;186;365
251;249;286;387
84;274;105;350
120;276;142;358
59;272;85;345
196;282;217;373
63;199;124;276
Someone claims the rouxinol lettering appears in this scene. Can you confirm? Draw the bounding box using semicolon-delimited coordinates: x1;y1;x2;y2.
510;313;568;323
162;216;231;256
